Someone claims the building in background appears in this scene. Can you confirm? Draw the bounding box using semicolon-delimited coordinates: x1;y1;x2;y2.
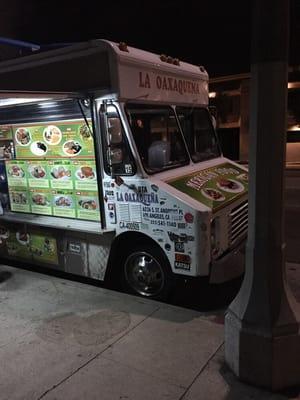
209;67;300;165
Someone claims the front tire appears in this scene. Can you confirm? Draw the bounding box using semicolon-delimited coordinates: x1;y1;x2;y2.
120;244;173;301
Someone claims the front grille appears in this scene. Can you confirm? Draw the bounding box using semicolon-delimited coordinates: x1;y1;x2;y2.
229;200;248;246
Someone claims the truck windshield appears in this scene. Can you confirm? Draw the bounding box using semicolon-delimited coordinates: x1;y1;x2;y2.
125;104;189;174
176;107;221;162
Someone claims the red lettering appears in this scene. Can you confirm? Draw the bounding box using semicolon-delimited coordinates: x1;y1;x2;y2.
173;79;178;91
162;77;168;90
139;72;144;88
139;72;151;88
168;77;173;90
145;73;151;88
154;74;201;96
156;76;162;89
178;80;183;94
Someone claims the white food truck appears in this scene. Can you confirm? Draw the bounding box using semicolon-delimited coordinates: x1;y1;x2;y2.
0;40;248;299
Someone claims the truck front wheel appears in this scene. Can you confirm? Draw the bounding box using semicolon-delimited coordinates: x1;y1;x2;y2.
120;244;174;301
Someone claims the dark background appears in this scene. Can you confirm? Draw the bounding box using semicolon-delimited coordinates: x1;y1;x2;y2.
0;0;299;77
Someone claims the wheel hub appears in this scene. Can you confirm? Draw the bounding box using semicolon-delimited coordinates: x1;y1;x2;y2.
124;251;164;297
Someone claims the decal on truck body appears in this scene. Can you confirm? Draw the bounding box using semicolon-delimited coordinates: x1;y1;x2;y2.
167;162;248;211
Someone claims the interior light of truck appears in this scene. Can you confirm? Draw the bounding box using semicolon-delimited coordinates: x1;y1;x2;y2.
82;99;90;107
209;92;217;98
107;105;117;114
38;102;58;108
0;98;49;107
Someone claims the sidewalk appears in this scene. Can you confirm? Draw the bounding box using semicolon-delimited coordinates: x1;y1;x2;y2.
0;263;299;400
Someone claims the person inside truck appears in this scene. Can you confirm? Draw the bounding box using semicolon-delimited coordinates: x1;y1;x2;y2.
131;118;149;163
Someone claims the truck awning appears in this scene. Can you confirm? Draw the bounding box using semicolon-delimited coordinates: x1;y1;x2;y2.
0;40;117;95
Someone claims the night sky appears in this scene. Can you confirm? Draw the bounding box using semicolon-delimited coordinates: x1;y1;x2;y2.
0;0;299;77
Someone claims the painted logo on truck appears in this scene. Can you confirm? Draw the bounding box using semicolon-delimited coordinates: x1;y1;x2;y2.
167;163;248;211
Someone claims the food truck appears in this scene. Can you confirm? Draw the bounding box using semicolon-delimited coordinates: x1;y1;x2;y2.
0;40;248;299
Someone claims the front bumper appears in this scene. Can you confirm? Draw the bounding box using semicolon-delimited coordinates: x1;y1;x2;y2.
209;241;246;284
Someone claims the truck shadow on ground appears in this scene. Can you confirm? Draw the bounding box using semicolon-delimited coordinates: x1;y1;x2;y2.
167;276;243;313
0;258;244;315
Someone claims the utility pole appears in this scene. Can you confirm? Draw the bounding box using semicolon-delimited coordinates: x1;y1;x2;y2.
225;0;300;390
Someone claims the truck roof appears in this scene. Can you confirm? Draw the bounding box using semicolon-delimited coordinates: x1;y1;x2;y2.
0;39;209;106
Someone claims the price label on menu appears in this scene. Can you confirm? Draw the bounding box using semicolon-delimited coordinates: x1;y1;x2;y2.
52;190;76;218
76;191;100;221
73;160;98;191
49;160;74;190
27;161;50;188
6;160;28;188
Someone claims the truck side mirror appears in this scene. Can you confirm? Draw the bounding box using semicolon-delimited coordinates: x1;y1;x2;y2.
208;106;217;130
211;115;217;130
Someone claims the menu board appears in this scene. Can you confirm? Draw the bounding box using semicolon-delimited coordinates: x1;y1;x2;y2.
8;187;30;213
13;120;94;159
76;191;100;221
73;160;98;191
5;118;101;222
2;228;58;265
30;188;52;216
6;160;28;187
52;190;76;218
27;161;50;188
49;160;73;189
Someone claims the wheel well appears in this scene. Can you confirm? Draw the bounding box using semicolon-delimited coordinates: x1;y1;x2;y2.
105;231;168;282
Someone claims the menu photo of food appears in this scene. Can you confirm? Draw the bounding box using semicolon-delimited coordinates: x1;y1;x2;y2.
74;160;97;191
30;141;48;157
28;161;49;188
15;127;31;146
43;125;62;145
4;229;58;264
52;190;76;218
79;123;93;141
6;160;28;187
14;124;47;158
9;188;31;213
29;234;58;265
237;172;248;183
62;140;83;157
76;191;100;221
30;188;52;216
5;231;31;259
216;178;245;193
201;187;226;203
49;160;73;189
